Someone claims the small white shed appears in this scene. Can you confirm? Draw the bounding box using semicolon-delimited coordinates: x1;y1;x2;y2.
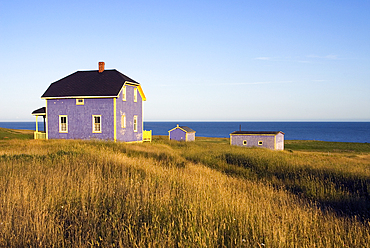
230;131;284;150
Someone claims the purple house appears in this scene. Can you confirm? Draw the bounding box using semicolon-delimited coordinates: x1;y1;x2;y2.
168;125;196;141
32;62;148;142
230;131;284;150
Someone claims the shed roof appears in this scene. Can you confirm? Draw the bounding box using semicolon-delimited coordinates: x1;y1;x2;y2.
179;126;196;133
230;131;284;135
41;69;143;98
168;125;196;133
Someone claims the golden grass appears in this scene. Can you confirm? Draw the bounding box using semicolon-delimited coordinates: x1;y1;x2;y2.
0;139;369;247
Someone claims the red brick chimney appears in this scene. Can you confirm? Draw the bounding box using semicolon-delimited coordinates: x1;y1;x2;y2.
98;62;105;73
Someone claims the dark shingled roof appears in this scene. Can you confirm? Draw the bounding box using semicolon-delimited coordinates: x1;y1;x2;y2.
31;107;46;115
41;69;139;98
230;131;284;135
179;126;196;133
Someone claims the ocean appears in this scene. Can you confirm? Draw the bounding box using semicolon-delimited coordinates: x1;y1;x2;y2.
0;122;369;143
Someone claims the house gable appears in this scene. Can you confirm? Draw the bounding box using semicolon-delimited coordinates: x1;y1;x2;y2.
115;84;144;142
119;82;146;101
168;125;196;141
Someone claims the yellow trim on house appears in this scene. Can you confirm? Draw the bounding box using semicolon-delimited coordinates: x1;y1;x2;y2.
113;98;117;142
92;115;102;133
35;115;38;132
122;86;126;101
59;115;68;133
76;99;84;105
124;81;146;101
137;85;146;101
134;88;138;102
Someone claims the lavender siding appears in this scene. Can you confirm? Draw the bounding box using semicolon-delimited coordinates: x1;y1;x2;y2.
231;134;284;150
46;84;144;142
186;132;195;141
116;85;143;142
169;128;186;141
47;98;114;140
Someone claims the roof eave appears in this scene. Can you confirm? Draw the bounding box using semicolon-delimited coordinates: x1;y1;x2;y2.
41;95;118;99
230;131;284;136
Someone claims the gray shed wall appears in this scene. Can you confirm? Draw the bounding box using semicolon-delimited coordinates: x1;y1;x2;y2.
230;133;284;150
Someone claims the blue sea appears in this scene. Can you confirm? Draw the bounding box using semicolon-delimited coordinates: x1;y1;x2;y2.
0;122;369;143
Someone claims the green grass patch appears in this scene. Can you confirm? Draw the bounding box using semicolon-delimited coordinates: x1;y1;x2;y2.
0;127;33;140
285;140;370;153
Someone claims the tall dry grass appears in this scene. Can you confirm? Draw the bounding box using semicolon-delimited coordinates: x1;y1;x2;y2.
166;138;370;219
0;139;369;247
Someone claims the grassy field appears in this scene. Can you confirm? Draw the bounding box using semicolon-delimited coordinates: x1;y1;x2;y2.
1;129;370;247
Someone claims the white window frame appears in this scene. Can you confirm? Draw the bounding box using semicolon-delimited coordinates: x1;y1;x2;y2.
76;99;84;105
258;141;263;146
133;115;138;132
134;88;138;102
92;115;102;133
59;115;68;133
121;114;126;129
243;140;247;146
122;86;126;101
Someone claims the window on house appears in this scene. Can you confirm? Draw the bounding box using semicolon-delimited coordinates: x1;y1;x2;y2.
76;99;84;105
122;86;126;101
93;115;102;133
243;140;247;145
133;115;138;132
121;114;126;128
258;141;263;146
59;115;68;133
134;88;138;102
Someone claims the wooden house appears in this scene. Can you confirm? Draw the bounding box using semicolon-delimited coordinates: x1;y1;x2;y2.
32;62;151;142
168;125;196;141
230;131;284;150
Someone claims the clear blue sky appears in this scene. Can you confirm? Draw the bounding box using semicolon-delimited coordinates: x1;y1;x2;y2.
1;0;369;121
